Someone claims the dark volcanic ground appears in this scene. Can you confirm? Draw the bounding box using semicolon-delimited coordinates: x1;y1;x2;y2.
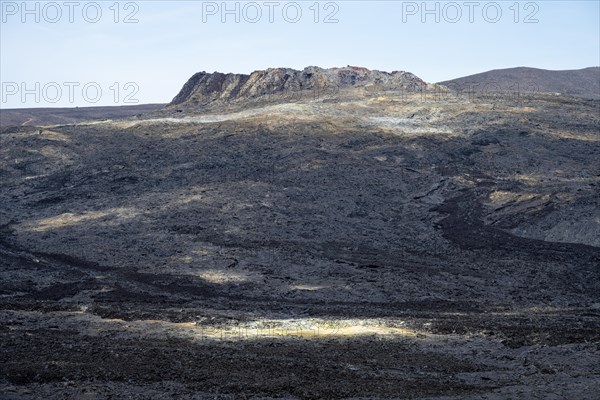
1;90;599;399
0;104;165;127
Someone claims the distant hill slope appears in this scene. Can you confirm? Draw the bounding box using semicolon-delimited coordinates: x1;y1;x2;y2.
0;104;165;127
438;67;600;99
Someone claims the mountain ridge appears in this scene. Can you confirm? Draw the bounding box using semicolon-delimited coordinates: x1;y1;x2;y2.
438;66;600;98
169;66;428;107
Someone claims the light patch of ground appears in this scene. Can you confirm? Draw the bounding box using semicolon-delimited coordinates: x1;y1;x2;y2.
197;269;250;284
364;116;455;136
19;207;140;232
512;174;600;185
289;284;328;291
89;102;345;129
41;130;71;142
488;191;542;205
549;130;600;141
505;106;537;114
1;310;418;341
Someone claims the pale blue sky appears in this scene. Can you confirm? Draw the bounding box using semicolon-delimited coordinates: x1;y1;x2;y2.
1;0;599;108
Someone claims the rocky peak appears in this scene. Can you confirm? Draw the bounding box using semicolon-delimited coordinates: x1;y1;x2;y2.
169;66;427;107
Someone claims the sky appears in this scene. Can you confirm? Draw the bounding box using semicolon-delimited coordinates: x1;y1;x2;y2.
1;0;599;108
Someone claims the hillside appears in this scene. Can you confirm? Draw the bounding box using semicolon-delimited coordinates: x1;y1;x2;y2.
1;67;599;399
439;67;600;98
